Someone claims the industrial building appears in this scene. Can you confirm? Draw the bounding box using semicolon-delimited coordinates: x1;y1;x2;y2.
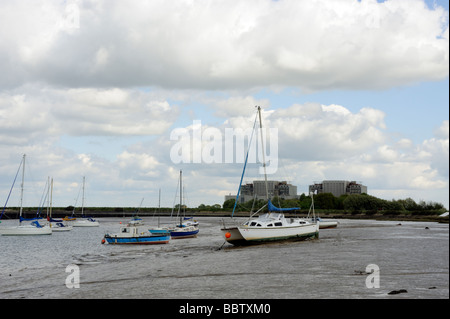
225;180;298;203
309;180;367;197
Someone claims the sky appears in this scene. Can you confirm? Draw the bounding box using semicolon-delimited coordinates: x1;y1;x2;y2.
0;0;448;210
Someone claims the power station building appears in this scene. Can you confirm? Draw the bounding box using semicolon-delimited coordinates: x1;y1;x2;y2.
225;180;298;204
309;180;367;197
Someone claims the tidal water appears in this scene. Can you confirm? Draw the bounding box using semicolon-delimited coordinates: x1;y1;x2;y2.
0;217;448;299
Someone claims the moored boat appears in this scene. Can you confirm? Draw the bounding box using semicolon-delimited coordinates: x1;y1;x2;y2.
73;218;99;227
71;177;99;227
0;155;52;236
220;106;319;246
221;201;318;246
103;224;170;245
0;220;52;236
169;224;199;239
149;170;199;239
314;217;338;229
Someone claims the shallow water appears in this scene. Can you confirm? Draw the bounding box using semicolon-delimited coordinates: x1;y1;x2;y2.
0;217;448;299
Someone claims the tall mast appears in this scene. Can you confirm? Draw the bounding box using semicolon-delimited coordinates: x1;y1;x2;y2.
49;178;53;228
231;109;258;218
179;170;182;225
47;176;50;218
81;176;85;216
19;154;25;223
158;188;161;227
158;188;161;210
257;106;269;201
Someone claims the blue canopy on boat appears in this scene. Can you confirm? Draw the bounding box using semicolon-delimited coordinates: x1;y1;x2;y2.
268;200;300;212
31;220;43;228
20;216;43;222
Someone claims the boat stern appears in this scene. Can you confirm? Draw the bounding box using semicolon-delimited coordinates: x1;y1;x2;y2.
221;226;246;245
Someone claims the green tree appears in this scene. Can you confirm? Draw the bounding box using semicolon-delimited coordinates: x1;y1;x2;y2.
314;193;337;209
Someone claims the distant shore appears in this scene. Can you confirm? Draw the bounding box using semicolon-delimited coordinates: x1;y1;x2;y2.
1;207;448;224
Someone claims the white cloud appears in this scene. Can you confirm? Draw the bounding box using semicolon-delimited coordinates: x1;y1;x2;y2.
0;0;448;210
0;85;179;143
268;103;387;160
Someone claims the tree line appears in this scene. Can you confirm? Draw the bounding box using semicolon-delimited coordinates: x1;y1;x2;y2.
221;193;447;215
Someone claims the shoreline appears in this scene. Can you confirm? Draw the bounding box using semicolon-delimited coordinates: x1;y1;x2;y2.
1;208;448;224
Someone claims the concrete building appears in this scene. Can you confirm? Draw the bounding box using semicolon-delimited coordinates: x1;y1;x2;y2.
225;180;298;204
309;180;367;197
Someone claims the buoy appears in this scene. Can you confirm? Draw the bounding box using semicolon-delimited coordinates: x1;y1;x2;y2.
225;232;231;239
101;239;105;244
119;221;122;224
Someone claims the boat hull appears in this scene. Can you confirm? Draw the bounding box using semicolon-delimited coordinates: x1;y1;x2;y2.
170;228;199;239
221;223;319;246
73;219;99;227
104;234;170;245
319;221;338;229
0;225;52;236
52;225;73;232
148;228;170;234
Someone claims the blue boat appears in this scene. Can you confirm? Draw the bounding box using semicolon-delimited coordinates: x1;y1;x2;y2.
148;170;200;239
169;224;199;239
103;224;170;245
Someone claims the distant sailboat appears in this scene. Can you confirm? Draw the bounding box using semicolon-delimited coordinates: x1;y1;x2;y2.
129;198;145;226
0;155;52;236
47;177;73;232
149;170;199;239
221;107;319;245
169;170;199;239
307;193;338;229
72;176;99;227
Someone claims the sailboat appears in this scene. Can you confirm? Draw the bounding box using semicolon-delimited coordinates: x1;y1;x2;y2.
220;106;319;246
47;178;73;232
0;155;52;236
168;170;199;239
307;193;338;229
72;177;99;227
128;198;145;226
149;170;199;239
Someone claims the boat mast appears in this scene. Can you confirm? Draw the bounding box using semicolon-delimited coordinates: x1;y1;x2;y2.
81;176;85;216
257;106;269;201
158;188;161;227
19;154;25;224
231;110;258;218
49;178;53;228
47;176;50;219
179;170;182;226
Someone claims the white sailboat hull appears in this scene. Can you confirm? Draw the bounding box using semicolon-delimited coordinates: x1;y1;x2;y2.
52;225;73;231
0;225;52;236
72;219;99;227
319;221;338;229
222;222;319;246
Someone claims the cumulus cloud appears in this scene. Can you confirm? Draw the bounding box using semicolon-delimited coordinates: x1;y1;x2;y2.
0;0;447;90
267;103;387;160
0;0;448;209
0;85;179;144
277;118;449;206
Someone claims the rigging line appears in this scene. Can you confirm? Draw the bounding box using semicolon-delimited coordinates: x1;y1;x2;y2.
257;106;269;201
36;178;50;218
231;108;259;218
170;173;180;219
0;158;23;220
71;181;83;216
